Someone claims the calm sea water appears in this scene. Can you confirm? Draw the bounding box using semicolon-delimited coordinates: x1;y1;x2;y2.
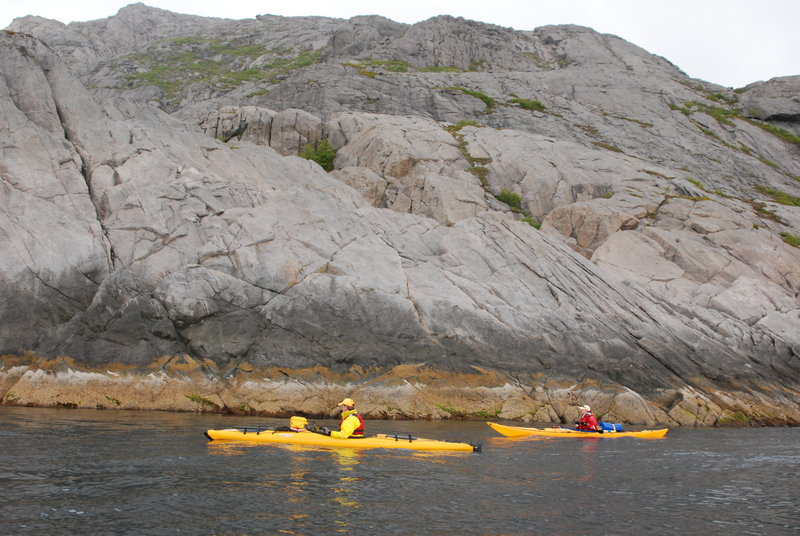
1;406;798;535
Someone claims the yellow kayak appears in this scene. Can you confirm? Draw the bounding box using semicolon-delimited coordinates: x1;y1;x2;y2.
487;422;668;439
205;426;481;452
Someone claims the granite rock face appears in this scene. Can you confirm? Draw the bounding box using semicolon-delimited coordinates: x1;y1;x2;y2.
2;6;799;425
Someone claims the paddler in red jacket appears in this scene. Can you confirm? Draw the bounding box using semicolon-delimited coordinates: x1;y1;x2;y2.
576;405;601;432
328;398;365;439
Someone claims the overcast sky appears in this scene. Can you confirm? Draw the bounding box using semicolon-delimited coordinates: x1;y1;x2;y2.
2;0;798;88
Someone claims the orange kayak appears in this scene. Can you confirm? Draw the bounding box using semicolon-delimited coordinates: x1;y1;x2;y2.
487;422;668;439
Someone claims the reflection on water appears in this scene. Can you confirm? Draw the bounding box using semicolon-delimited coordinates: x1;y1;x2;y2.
331;449;361;532
207;441;256;456
579;439;599;482
1;407;799;536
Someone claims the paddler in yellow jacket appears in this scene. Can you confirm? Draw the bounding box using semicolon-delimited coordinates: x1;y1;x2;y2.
329;398;365;439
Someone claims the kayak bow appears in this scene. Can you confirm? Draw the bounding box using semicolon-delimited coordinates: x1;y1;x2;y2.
205;426;481;452
487;422;668;439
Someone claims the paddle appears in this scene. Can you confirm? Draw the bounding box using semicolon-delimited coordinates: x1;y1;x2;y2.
307;424;331;436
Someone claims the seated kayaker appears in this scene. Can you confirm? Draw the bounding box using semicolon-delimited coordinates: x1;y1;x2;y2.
318;398;365;438
575;405;602;432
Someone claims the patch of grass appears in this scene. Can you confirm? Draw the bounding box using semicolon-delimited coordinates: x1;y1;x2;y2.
246;89;271;98
435;403;467;417
759;156;779;168
186;393;216;407
707;92;738;105
673;99;800;148
4;392;19;402
447;86;496;111
717;411;750;427
509;98;546;112
468;166;489;187
675;99;800;151
750;201;786;224
603;112;654;128
592;141;622;153
705;105;739;126
344;62;377;78
520;216;541;229
123;41;321;102
575;124;599;136
445;119;480;133
472;409;503;418
171;36;208;46
749;120;800;146
210;43;268;57
105;395;121;407
780;232;800;248
755;186;800;206
443;122;541;230
496;188;522;209
445;121;491;167
345;58;419;76
418;65;463;72
522;53;552;69
623;117;654;128
686;177;706;190
299;139;337;172
669;103;693;115
466;154;492;166
361;58;412;72
676;101;740;126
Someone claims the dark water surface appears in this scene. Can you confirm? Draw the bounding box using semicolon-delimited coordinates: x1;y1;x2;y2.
1;407;798;535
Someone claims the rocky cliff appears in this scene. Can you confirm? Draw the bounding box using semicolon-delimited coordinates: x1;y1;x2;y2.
2;3;799;426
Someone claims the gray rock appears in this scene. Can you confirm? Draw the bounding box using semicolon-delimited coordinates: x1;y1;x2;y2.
739;75;800;123
2;10;799;424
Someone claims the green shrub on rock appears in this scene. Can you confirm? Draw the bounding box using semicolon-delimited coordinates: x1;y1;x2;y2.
299;139;336;172
496;188;522;209
509;98;546;112
781;232;800;248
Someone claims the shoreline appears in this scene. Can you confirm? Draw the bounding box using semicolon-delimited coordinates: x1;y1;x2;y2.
1;402;797;428
2;355;798;427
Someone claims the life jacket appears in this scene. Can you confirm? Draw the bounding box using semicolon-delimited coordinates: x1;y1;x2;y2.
577;411;600;431
341;409;365;437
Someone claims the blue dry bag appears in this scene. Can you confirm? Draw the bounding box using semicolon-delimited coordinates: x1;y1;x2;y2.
600;422;624;433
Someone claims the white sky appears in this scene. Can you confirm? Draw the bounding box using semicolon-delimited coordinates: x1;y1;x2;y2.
2;0;798;88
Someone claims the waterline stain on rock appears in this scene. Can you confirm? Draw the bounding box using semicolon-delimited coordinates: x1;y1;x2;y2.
1;355;797;426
